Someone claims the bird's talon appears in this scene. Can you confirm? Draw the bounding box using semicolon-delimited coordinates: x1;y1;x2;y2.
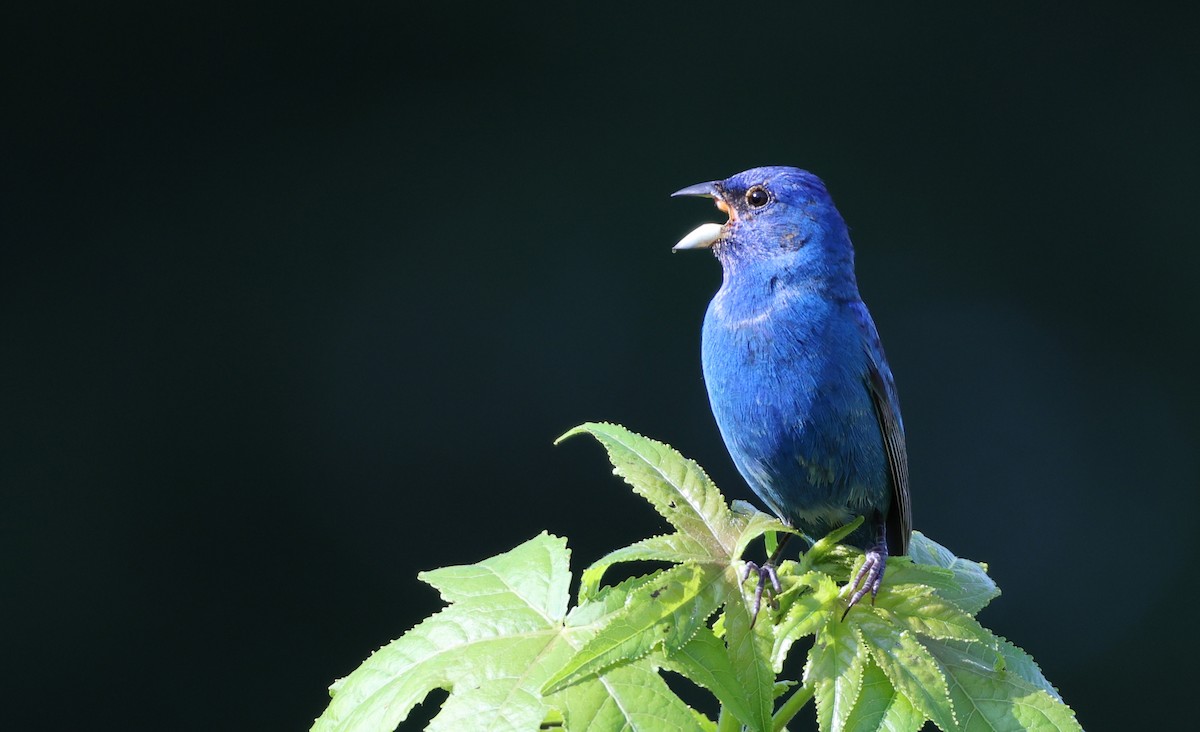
741;561;781;626
841;546;887;620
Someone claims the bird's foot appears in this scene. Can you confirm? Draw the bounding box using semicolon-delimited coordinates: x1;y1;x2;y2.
740;560;782;626
842;545;887;620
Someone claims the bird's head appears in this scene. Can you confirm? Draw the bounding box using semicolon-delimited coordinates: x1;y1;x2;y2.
672;166;852;275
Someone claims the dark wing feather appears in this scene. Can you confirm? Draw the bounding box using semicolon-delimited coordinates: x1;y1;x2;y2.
866;359;911;556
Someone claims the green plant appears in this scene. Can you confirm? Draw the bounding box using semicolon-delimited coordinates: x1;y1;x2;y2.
312;423;1080;732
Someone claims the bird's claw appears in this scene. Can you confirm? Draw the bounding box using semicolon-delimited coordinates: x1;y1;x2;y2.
842;546;887;620
741;560;782;626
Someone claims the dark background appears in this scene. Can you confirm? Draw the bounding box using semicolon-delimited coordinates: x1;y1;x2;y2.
5;3;1198;730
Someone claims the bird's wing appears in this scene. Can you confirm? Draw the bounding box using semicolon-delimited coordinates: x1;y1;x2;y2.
866;358;911;555
851;300;911;556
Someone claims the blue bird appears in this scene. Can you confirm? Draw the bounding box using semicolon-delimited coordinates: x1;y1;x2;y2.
672;166;911;615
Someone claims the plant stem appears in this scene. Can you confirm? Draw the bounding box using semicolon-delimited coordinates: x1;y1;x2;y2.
716;704;741;732
771;683;814;731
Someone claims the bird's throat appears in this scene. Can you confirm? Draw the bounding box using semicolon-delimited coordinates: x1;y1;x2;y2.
713;275;816;330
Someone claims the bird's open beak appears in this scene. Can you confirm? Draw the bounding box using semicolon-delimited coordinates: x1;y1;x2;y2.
671;181;721;200
671;180;731;251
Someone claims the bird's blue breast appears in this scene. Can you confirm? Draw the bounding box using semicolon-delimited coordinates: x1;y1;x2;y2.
700;280;890;535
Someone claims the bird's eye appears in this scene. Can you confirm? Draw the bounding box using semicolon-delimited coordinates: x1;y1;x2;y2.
745;186;770;208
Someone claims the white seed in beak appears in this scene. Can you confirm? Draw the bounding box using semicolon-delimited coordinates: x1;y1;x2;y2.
672;222;724;252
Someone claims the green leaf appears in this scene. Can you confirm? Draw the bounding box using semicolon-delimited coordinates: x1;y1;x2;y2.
803;515;865;568
317;423;1081;732
657;625;759;731
557;421;786;732
555;660;709;732
724;588;776;732
841;658;924;732
873;584;992;644
565;572;658;627
558;423;737;554
856;615;957;732
313;533;575;732
313;533;707;732
879;556;959;592
994;635;1064;702
579;533;709;600
909;532;1000;615
730;500;797;557
772;571;839;670
807;543;861;583
544;561;726;693
419;533;570;616
806;619;866;732
923;638;1081;732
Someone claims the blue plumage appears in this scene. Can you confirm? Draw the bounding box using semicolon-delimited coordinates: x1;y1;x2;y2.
673;166;911;609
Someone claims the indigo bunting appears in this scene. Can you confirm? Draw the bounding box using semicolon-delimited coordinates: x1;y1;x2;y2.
673;166;911;614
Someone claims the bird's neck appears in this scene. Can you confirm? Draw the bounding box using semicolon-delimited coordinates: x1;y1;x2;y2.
712;259;859;328
711;221;861;325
